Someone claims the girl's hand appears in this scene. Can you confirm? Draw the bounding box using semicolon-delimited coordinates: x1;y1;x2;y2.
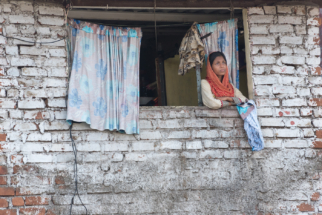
217;97;233;102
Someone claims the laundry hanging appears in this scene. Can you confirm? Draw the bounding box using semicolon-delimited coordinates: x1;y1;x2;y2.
178;22;205;75
197;19;239;88
236;100;264;151
67;19;142;134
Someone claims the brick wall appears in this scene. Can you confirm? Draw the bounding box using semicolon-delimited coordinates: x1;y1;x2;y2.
0;1;321;214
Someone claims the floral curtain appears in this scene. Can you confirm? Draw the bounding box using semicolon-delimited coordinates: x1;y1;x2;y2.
197;19;239;88
67;19;142;134
320;9;322;69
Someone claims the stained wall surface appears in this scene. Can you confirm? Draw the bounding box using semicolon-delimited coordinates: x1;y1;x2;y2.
0;1;321;214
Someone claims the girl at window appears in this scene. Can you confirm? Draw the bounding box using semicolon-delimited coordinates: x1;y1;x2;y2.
201;51;247;109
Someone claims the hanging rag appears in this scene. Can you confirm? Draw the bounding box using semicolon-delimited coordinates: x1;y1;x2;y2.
236;100;264;151
178;22;205;75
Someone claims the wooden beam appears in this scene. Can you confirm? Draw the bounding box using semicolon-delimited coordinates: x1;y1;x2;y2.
67;0;322;8
242;9;254;100
68;10;241;22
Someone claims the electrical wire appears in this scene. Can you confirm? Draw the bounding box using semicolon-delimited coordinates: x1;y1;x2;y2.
0;35;66;44
69;123;88;215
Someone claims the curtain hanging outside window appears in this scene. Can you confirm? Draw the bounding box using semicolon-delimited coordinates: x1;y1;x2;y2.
67;19;142;134
197;19;239;88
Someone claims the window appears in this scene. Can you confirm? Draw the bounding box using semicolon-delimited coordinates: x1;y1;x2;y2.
68;8;248;106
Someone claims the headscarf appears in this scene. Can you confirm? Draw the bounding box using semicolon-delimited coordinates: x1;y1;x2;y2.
206;52;234;97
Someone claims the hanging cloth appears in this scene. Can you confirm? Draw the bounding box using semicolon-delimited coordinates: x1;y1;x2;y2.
66;19;142;134
178;22;205;75
197;19;239;88
206;53;234;98
236;100;264;151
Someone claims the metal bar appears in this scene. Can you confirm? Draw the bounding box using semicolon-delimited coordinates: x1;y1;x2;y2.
196;64;202;106
68;10;241;22
71;6;243;10
242;9;254;100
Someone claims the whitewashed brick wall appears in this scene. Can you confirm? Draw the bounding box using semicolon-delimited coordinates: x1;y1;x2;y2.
0;1;321;214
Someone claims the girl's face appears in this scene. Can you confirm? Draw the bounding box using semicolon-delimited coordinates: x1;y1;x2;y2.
211;56;227;77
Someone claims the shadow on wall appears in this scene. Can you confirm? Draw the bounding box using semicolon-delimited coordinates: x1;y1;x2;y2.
21;149;322;214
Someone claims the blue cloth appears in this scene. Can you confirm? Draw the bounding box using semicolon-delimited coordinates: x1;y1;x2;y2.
236;100;264;151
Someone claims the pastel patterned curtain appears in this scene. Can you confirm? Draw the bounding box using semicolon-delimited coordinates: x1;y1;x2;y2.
197;19;239;88
320;9;322;69
67;19;142;134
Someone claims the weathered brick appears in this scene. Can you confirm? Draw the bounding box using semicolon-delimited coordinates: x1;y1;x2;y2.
12;197;24;206
140;131;162;140
0;209;16;215
256;98;280;107
157;119;180;128
275;129;300;137
0;99;16;109
25;196;49;206
200;150;222;159
253;75;280;85
280;56;305;65
257;108;273;116
278;15;302;24
263;6;276;14
250;25;268;34
18;99;45;109
282;76;305;86
284;139;308;148
38;6;64;16
284;118;312;127
38;16;64;26
24;89;46;98
168;130;191;139
252;56;276;64
160;141;182;150
265;140;282;148
300;109;312;116
307;17;321;26
295;25;306;35
49;48;66;57
252;36;275;45
45;78;67;87
271;66;295;74
248;7;264;15
313;119;322;127
11;57;35;66
9;15;34;24
0;187;14;196
269;24;293;33
209;119;234;127
309;98;322;106
19;208;46;215
204;140;228;149
282;98;306;106
7;67;19;76
273;85;296;94
260;118;284;127
132;142;154;151
44;58;66;67
307;57;320;65
125;153;147;161
47;99;66;108
277;5;292;14
308;27;319;36
249;15;274;24
140;110;162;119
280;36;302;44
184;119;207;128
186;140;202;150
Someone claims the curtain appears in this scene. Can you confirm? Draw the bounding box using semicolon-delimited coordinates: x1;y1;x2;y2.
197;19;239;88
320;9;322;69
67;19;142;134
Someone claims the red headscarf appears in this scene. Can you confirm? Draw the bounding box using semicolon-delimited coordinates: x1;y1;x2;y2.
206;53;234;97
